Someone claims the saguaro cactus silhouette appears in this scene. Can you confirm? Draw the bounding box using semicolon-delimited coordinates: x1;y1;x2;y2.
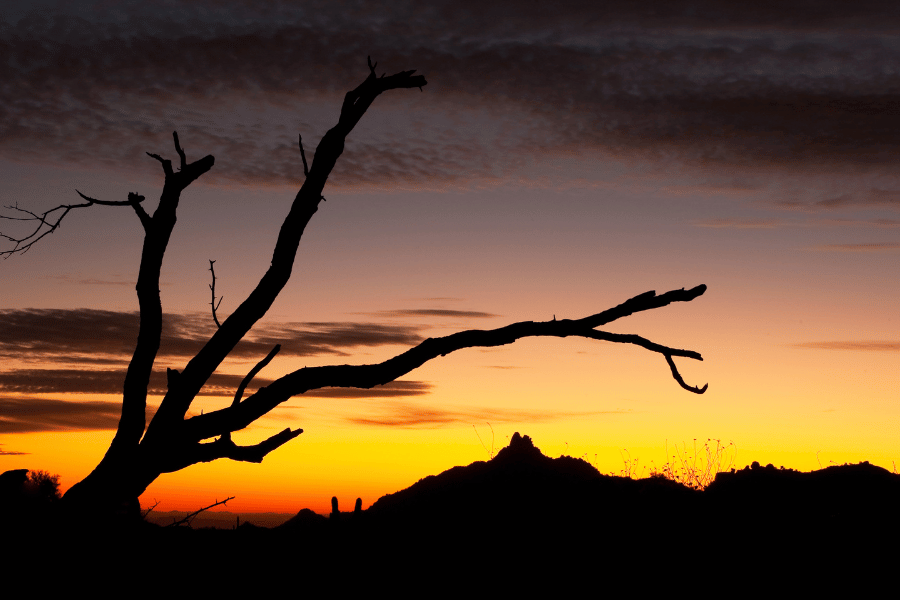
1;59;707;519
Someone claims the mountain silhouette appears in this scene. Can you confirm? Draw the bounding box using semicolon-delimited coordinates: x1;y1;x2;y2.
6;433;900;587
366;432;697;532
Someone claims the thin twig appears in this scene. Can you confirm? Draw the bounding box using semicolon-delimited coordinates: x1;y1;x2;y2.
208;260;223;328
166;496;235;528
141;499;161;520
473;424;491;459
1;192;148;257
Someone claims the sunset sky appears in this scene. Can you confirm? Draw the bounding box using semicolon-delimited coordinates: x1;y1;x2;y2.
1;0;898;514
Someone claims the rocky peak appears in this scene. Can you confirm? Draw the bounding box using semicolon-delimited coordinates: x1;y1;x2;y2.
492;432;544;462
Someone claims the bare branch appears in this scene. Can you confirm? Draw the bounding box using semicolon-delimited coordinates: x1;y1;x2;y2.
127;193;151;230
1;191;149;257
165;496;235;527
173;131;187;171
175;427;303;469
233;344;281;408
298;134;310;178
74;190;146;207
146;152;173;176
578;330;700;360
664;354;708;394
184;285;707;442
141;499;161;520
208;260;223;328
219;344;282;445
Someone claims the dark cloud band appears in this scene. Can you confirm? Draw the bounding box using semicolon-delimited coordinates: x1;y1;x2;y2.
1;2;899;193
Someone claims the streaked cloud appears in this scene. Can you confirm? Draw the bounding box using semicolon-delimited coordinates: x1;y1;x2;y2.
0;444;28;455
0;368;274;397
776;189;900;212
0;309;424;363
0;381;432;432
0;370;133;395
43;274;149;287
694;218;780;229
360;309;499;319
812;243;900;252
816;218;900;228
346;401;625;428
0;397;125;433
792;341;900;351
301;381;431;399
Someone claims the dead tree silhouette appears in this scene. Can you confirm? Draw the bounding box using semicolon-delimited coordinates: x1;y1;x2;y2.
0;59;708;519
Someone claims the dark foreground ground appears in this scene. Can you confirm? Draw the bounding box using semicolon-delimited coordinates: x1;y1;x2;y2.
4;434;899;591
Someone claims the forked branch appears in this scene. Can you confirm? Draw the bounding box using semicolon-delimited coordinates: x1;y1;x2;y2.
170;427;303;470
183;285;708;443
0;192;148;257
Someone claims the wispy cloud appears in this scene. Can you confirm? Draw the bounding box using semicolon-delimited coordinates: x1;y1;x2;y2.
346;401;625;428
0;444;28;455
812;243;900;252
792;341;900;351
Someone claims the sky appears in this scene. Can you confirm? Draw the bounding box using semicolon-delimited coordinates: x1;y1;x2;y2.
1;0;899;514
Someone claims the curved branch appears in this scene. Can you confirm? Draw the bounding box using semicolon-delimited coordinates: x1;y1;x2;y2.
664;354;708;394
183;285;707;442
233;344;281;408
578;329;707;394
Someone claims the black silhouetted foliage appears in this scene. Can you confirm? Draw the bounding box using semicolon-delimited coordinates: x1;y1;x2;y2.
24;470;61;504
